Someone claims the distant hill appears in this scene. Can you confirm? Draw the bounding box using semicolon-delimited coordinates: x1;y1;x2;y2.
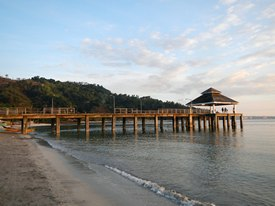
0;76;187;113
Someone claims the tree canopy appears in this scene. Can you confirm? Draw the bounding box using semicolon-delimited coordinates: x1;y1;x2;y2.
0;76;187;113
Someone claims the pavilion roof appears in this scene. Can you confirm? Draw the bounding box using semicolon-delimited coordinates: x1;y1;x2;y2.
187;87;238;106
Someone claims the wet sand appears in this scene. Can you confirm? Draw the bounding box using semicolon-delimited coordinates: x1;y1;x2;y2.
0;133;175;206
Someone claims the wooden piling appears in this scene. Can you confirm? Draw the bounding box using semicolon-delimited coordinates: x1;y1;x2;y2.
112;116;116;132
51;119;55;132
240;114;243;129
56;116;60;135
188;114;193;130
142;117;146;133
77;118;81;132
215;114;220;130
160;117;164;131
203;116;206;130
102;118;106;131
122;117;126;131
85;115;90;134
232;115;236;129
21;116;28;134
173;115;177;132
227;114;231;128
181;117;185;131
222;116;226;130
154;115;159;132
176;117;179;131
134;116;138;132
198;116;201;131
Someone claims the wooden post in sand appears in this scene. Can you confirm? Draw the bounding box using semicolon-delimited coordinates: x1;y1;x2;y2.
21;116;28;134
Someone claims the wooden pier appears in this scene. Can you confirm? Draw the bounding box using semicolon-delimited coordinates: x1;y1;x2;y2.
0;110;243;135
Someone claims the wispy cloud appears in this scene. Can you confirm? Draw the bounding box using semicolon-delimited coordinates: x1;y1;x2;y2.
75;0;275;105
81;38;187;73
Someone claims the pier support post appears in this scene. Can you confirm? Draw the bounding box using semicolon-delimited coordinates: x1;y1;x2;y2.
188;114;193;130
173;115;177;132
134;116;138;132
160;117;164;132
210;116;215;131
181;117;185;131
77;118;81;132
198;116;201;131
21;116;28;134
154;115;159;132
222;116;226;130
227;114;231;129
51;119;55;132
203;116;206;130
176;117;179;132
85;116;90;134
142;117;146;133
56;116;60;135
232;115;236;129
215;115;219;130
122;117;126;132
112;116;116;132
240;114;243;129
102;118;105;131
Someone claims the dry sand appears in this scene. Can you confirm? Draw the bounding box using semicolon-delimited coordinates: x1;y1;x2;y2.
0;132;175;206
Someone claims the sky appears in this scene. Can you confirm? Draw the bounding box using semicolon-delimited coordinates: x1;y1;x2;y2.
0;0;275;116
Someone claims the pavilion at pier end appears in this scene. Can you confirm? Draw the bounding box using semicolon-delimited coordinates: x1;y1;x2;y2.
186;87;243;130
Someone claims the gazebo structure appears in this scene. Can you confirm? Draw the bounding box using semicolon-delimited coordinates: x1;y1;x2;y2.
185;87;242;130
186;87;238;113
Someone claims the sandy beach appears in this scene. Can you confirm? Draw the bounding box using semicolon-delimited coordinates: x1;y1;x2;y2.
0;132;175;206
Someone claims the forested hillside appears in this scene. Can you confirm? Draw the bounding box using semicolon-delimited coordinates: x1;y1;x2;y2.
0;76;187;113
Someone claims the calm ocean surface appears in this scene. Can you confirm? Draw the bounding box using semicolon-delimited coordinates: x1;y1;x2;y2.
36;119;275;206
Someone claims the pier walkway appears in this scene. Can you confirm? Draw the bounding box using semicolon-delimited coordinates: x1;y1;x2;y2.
0;108;243;135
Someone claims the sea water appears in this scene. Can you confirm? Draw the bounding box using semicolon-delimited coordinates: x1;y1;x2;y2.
35;119;275;206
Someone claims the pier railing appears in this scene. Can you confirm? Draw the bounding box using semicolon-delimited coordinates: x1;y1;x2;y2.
0;107;210;115
114;108;210;114
0;107;76;115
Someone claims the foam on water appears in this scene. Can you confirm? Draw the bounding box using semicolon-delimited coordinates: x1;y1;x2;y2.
104;165;215;206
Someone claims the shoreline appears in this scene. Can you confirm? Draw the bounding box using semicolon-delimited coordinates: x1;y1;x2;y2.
0;132;175;206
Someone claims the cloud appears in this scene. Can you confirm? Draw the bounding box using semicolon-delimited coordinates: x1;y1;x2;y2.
150;32;198;51
219;0;237;5
81;37;188;73
261;3;275;19
76;0;275;104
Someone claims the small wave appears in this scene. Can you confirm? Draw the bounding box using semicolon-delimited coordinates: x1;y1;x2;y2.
36;137;215;206
105;165;215;206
